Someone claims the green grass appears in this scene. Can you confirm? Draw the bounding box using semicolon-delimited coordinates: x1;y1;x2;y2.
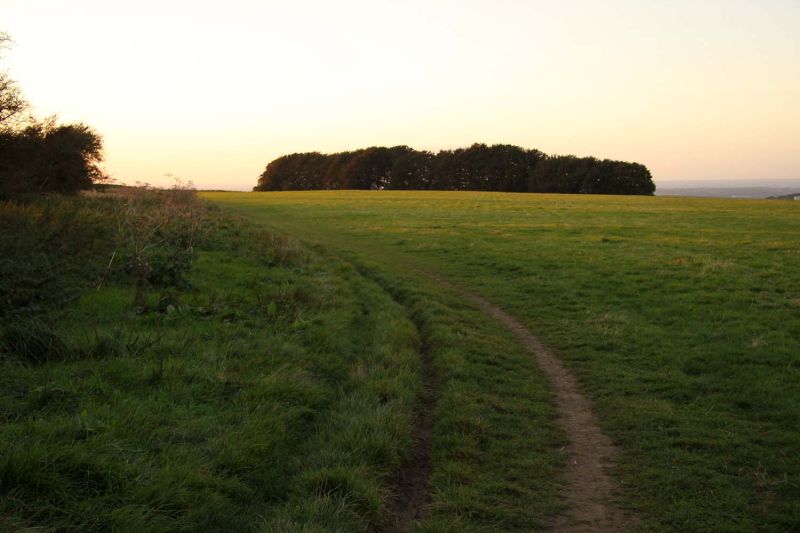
5;190;797;530
206;190;800;532
1;196;423;531
345;258;564;531
1;193;564;531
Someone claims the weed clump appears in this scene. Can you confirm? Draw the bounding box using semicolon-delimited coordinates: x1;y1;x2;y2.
79;327;162;360
252;230;306;267
0;197;115;317
109;182;212;310
253;281;318;325
1;316;67;364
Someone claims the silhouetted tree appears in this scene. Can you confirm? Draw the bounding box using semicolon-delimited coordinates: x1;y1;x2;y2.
528;155;583;193
339;147;391;189
0;33;28;130
323;151;354;189
0;117;106;196
254;144;655;195
390;149;434;189
0;34;107;197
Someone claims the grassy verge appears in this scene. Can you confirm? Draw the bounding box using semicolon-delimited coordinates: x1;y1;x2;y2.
0;191;422;531
208;190;800;532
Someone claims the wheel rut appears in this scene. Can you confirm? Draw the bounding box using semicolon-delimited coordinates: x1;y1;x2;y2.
423;272;638;532
380;334;436;532
346;262;437;533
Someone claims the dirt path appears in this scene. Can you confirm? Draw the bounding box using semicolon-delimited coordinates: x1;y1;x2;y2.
426;273;637;532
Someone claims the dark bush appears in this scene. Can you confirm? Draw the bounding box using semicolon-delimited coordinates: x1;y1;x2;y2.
0;197;115;318
1;317;68;364
0;118;106;198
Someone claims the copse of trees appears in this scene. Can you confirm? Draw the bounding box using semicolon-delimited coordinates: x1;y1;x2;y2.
0;32;106;198
0;118;105;196
528;155;654;195
254;143;655;195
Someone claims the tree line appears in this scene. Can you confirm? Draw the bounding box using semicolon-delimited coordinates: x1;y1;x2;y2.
0;33;105;198
254;144;656;195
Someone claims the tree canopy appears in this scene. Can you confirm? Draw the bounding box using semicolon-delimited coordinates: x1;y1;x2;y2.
0;33;106;197
254;144;655;195
0;33;28;130
0;118;106;196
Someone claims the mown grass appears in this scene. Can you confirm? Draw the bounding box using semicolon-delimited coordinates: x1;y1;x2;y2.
208;190;800;532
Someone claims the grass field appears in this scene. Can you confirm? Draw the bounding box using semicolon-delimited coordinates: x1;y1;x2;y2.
2;190;797;531
1;192;563;531
205;190;800;532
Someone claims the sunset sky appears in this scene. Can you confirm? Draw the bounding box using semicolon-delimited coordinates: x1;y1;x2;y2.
3;0;799;190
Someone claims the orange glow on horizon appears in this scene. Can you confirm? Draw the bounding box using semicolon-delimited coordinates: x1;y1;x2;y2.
3;0;799;190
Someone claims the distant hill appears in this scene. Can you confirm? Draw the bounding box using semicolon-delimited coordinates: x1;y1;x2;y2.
767;192;800;200
656;179;800;199
657;186;800;199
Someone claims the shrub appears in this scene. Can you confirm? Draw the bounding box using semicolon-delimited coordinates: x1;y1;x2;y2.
0;118;107;198
1;316;68;364
0;197;115;318
110;183;211;309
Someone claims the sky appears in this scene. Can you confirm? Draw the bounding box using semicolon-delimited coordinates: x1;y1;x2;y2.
2;0;799;190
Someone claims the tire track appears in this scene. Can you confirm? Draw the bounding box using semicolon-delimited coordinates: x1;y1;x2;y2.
345;262;438;533
380;334;436;532
423;272;638;532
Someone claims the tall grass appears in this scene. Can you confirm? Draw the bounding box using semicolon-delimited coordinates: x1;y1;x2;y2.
0;189;429;531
